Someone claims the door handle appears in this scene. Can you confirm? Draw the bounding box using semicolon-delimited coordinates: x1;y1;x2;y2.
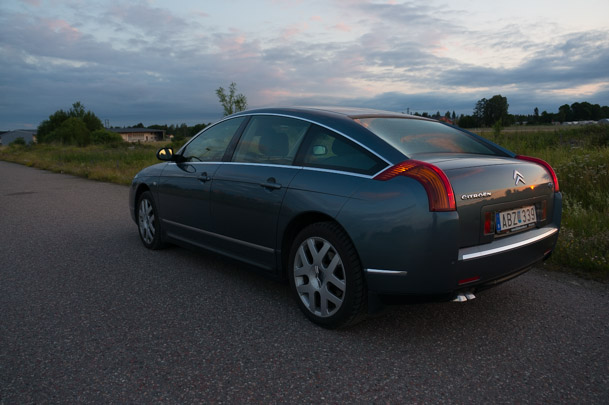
259;177;282;190
199;172;212;183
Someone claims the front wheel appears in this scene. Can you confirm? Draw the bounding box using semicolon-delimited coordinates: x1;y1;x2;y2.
288;222;367;328
137;191;165;250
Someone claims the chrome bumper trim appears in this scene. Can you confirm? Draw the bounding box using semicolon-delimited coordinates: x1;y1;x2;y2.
459;226;558;261
366;269;408;276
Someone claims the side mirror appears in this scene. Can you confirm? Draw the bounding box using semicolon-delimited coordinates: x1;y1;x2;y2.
156;147;174;161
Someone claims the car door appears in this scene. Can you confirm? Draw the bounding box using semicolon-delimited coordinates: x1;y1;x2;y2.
156;116;247;248
209;115;310;270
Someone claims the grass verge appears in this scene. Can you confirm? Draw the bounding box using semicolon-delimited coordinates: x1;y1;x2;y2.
0;142;165;185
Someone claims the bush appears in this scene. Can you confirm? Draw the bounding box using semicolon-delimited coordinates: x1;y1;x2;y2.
37;101;103;144
91;129;125;145
9;137;27;147
48;117;91;146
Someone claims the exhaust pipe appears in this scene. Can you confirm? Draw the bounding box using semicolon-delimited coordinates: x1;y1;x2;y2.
452;292;476;302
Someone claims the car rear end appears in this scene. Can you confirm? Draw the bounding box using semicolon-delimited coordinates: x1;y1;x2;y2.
349;115;561;297
432;153;561;290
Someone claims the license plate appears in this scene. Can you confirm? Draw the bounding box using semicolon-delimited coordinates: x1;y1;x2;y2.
496;205;537;233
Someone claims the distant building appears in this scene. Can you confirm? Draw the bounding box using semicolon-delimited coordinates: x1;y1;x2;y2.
562;120;598;126
438;116;455;125
0;130;36;145
110;128;165;143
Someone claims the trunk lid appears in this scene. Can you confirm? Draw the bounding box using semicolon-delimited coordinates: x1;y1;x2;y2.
420;154;557;248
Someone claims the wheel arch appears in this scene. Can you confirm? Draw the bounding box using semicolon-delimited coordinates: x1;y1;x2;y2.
133;183;151;214
279;211;359;278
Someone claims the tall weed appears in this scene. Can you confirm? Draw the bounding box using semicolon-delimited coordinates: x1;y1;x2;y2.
483;125;609;280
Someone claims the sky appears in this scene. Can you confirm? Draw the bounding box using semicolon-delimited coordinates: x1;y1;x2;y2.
1;0;608;130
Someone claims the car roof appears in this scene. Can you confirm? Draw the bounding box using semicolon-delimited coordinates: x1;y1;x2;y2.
235;106;428;120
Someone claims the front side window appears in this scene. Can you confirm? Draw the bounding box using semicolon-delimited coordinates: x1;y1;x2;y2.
232;115;310;165
300;125;385;175
355;118;499;156
181;117;246;162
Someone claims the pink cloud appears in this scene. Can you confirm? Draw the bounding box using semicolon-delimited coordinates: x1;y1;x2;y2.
332;22;352;32
215;30;261;60
44;19;81;40
280;23;309;41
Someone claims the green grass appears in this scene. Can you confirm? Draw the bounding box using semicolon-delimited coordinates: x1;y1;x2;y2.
2;126;608;282
481;125;609;281
0;142;165;185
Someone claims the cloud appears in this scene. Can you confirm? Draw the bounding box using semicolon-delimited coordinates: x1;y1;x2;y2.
441;31;609;90
1;0;608;129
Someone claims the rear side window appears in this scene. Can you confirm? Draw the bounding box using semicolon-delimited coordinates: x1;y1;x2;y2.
354;118;498;156
299;125;386;175
232;116;310;165
181;117;246;162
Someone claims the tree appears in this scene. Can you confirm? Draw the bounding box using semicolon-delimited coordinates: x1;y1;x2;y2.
50;117;90;146
484;95;509;127
216;82;247;116
37;109;69;143
473;95;509;127
457;115;478;128
69;101;86;118
82;111;103;133
37;101;103;144
558;104;571;122
473;98;487;126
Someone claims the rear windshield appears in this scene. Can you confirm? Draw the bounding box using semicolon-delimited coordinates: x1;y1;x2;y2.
354;117;499;156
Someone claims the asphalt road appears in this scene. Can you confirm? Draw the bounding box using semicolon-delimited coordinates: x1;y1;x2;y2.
1;160;608;403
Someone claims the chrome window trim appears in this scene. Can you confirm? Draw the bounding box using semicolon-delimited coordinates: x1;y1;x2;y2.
167;161;384;179
221;162;301;170
300;165;379;179
459;226;558;261
176;112;394;176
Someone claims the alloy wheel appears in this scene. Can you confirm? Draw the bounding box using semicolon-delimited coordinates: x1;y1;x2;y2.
138;198;155;245
293;236;346;317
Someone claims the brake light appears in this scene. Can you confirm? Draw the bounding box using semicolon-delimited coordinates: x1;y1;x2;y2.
374;160;456;211
516;155;560;192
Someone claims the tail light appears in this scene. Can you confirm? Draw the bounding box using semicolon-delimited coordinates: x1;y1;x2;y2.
516;155;560;192
374;160;456;212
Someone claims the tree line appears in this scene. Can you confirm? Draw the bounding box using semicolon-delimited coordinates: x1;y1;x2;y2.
456;96;609;128
34;88;607;148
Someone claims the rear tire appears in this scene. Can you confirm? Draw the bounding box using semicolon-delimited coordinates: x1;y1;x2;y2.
288;222;367;328
137;191;165;250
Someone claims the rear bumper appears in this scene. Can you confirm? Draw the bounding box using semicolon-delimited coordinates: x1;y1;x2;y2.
458;226;558;261
364;224;559;295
